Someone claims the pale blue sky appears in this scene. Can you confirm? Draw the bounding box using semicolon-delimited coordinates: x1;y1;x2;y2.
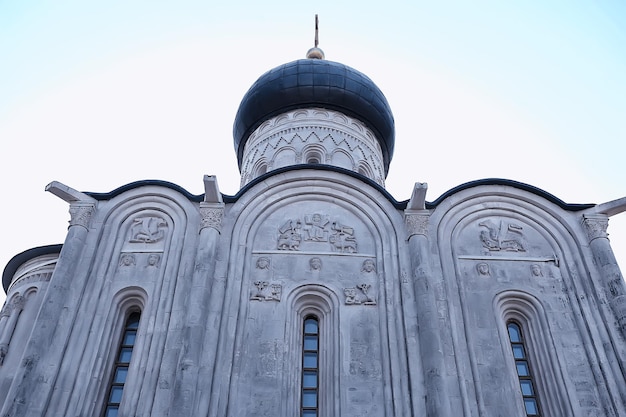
1;1;625;303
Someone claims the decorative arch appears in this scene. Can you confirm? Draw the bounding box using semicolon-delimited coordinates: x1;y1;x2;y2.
303;144;327;165
89;286;148;417
494;290;573;416
285;284;341;417
213;171;414;417
432;186;621;415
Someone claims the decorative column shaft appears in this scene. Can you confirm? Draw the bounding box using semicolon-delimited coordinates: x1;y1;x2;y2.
582;214;626;336
0;296;26;366
405;211;452;417
0;200;95;417
172;201;224;416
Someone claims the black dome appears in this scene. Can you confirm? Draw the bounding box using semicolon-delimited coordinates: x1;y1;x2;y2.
233;59;395;174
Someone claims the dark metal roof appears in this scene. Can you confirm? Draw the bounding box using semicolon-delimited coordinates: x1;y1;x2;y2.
2;244;62;292
232;59;396;175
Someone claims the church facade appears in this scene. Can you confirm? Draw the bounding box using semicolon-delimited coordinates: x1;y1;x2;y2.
1;47;626;417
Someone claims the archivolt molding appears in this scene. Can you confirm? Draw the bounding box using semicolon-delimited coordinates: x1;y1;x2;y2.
283;284;341;416
433;188;625;416
82;286;148;417
493;290;573;416
217;171;412;417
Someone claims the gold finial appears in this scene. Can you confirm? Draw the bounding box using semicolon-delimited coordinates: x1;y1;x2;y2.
306;14;325;59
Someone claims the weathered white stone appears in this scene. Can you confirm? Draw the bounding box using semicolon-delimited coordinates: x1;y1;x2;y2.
1;55;626;417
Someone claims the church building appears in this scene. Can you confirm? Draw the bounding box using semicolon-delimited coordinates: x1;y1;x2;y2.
2;36;626;417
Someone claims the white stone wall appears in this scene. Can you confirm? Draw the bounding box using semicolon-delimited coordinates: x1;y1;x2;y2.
0;173;625;417
239;108;386;187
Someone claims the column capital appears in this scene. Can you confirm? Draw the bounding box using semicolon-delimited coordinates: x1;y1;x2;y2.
582;214;609;242
199;204;224;233
405;212;430;239
68;203;95;230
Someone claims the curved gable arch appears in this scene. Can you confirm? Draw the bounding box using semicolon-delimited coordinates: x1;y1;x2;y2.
432;186;624;415
213;170;414;417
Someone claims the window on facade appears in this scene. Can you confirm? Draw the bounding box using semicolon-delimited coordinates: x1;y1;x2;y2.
507;321;541;416
103;312;140;417
301;316;319;417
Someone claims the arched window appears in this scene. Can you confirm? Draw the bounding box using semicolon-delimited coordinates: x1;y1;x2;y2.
301;316;320;417
285;284;340;416
495;291;572;416
306;153;321;164
507;321;541;416
103;311;140;417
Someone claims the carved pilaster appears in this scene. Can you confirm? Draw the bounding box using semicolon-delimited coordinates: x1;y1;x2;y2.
405;213;429;239
582;214;609;243
199;205;224;233
68;203;95;230
10;295;25;314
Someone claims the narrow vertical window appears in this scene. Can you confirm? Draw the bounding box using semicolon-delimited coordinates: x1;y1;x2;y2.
103;312;140;417
507;322;541;416
301;316;319;417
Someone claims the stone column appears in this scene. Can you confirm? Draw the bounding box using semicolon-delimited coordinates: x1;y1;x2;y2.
582;214;626;335
0;194;95;417
405;211;452;417
172;176;224;416
0;295;25;366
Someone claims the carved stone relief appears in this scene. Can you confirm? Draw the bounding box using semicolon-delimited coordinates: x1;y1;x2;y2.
476;262;490;277
256;257;270;270
277;214;358;253
405;213;429;238
200;206;224;232
69;204;95;229
530;263;543;277
250;281;282;302
309;257;322;271
146;254;161;268
344;283;376;305
361;259;376;273
479;219;526;252
129;216;168;243
119;253;136;267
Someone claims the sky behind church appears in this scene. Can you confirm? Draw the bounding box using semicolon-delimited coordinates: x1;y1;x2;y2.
1;1;625;305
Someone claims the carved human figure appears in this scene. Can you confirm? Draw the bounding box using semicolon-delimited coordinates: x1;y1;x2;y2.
119;253;136;267
304;213;329;241
476;262;490;276
361;259;376;273
147;254;160;268
256;257;270;270
309;257;322;271
530;264;543;277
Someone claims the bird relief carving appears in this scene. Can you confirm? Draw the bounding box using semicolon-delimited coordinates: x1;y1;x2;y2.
478;219;526;252
129;216;168;244
277;213;358;253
